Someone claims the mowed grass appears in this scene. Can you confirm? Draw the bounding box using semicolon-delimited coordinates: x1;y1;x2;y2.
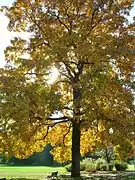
0;165;66;172
0;164;134;179
0;165;67;179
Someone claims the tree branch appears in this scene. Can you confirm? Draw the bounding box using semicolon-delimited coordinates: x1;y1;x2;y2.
62;106;73;111
32;115;72;122
57;14;70;32
91;7;98;29
27;4;52;48
36;119;71;141
24;72;49;76
63;62;75;80
59;71;71;80
63;123;72;145
55;79;71;85
47;116;70;121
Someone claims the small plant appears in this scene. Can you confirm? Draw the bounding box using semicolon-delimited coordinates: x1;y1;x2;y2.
65;162;86;172
81;158;96;172
65;164;72;172
95;158;114;171
108;163;114;171
95;158;106;170
114;161;127;171
85;162;96;172
100;164;108;171
80;162;85;171
82;158;95;166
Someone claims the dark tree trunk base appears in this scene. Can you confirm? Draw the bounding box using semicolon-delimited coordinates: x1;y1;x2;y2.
71;122;80;178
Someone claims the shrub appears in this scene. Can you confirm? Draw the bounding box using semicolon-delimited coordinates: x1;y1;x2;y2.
82;158;96;172
80;162;85;171
114;161;127;171
65;162;85;172
65;158;115;172
65;164;72;172
85;162;96;172
82;158;95;166
108;163;114;171
95;158;114;171
95;158;106;170
81;158;96;172
100;164;108;171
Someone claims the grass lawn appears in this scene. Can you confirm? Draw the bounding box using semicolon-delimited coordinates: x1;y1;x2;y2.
0;165;66;179
0;164;135;179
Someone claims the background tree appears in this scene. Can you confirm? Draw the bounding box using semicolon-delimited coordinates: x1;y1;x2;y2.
0;0;135;177
114;140;132;161
8;144;53;166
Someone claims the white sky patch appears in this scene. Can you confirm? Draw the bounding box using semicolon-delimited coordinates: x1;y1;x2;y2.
127;2;135;22
0;0;13;7
0;13;10;67
47;67;59;84
0;12;29;68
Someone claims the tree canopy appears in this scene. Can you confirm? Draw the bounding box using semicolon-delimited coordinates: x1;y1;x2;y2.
0;0;135;177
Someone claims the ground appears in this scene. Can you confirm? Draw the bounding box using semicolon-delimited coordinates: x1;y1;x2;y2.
0;164;134;179
0;165;66;179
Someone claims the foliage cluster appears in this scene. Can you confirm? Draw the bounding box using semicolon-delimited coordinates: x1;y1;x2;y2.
65;158;128;172
8;145;53;166
114;161;128;171
114;140;132;161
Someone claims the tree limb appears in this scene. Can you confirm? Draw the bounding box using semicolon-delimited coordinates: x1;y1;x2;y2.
47;116;71;121
63;123;72;145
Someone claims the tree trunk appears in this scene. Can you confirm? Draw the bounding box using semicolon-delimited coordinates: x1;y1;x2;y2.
71;122;80;177
105;148;110;163
71;62;84;177
71;85;81;177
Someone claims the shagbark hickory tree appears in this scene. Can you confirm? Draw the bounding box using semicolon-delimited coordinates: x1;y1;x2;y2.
0;0;135;177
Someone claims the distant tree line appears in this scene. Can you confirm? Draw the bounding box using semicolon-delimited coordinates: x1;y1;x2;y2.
0;144;53;166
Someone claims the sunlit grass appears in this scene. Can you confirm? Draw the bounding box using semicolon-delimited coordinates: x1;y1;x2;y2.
0;165;66;172
0;164;135;179
0;165;66;179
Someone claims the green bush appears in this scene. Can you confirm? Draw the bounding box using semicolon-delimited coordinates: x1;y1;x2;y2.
65;161;85;172
95;158;114;171
65;164;72;172
82;158;95;166
114;161;127;171
100;164;108;171
81;158;96;172
95;158;106;170
108;163;114;171
65;158;115;172
80;162;86;171
85;162;96;172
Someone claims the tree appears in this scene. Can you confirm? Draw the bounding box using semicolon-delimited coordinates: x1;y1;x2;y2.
114;140;132;161
9;144;53;166
0;0;135;177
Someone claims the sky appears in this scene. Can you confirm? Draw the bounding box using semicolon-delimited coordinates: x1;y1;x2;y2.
0;0;135;68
